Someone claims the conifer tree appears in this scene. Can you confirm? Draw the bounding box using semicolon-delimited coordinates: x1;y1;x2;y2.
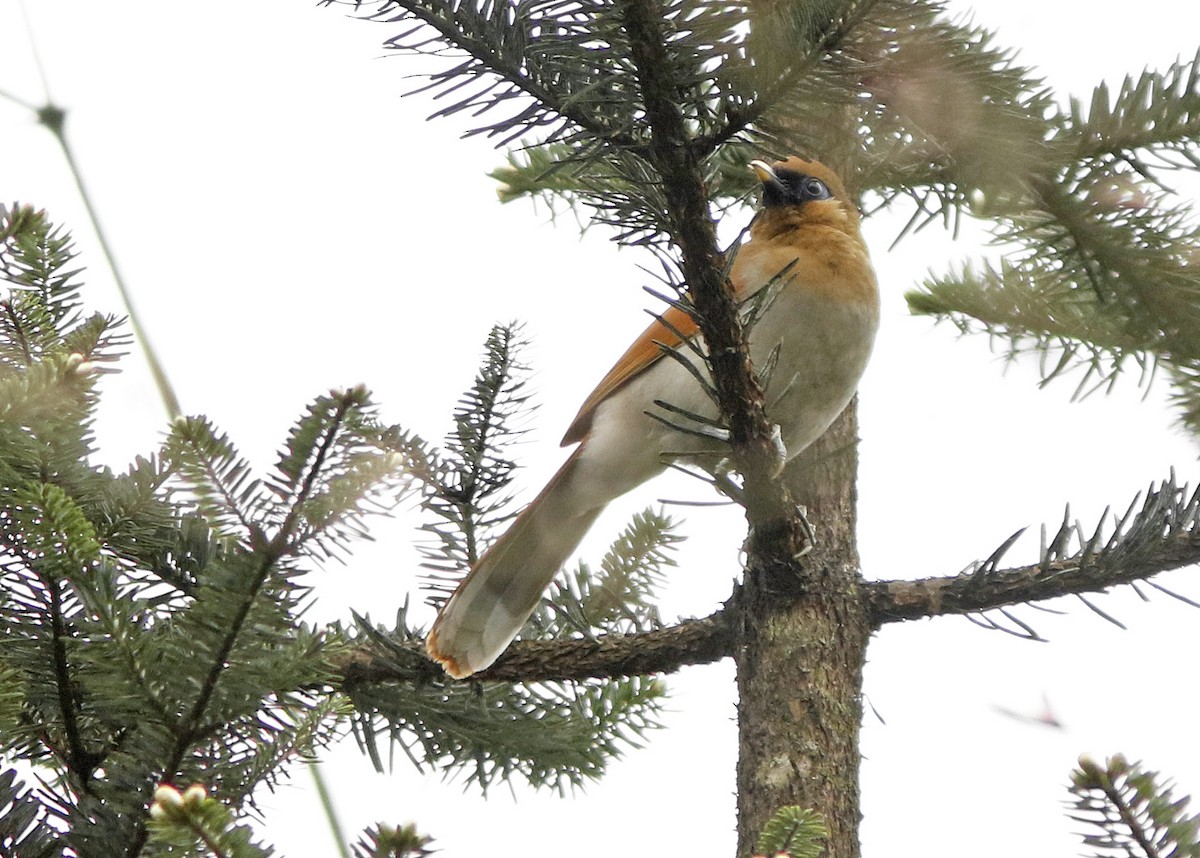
3;0;1200;856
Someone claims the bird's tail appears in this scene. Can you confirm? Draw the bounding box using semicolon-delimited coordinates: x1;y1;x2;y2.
425;449;602;678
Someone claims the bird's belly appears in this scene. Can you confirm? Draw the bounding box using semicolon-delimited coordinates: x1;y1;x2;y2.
572;291;877;505
752;288;878;456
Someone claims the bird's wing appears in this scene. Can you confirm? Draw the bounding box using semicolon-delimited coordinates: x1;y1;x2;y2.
560;303;698;445
559;241;809;447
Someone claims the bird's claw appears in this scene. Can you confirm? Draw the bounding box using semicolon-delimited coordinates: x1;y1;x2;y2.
793;504;814;558
768;423;787;478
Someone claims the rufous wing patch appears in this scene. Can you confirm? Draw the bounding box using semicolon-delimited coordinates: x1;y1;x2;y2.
561;304;699;445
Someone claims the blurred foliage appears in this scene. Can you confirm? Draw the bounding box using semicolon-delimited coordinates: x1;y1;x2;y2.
0;205;668;854
0;203;416;854
1069;755;1200;858
147;784;274;858
352;822;434;858
753;806;827;858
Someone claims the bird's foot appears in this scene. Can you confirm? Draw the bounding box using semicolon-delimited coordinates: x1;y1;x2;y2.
768;423;787;478
793;503;814;558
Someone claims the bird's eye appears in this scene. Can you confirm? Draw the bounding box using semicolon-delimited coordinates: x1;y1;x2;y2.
800;177;830;200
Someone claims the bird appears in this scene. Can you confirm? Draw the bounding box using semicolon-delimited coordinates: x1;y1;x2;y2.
426;156;879;678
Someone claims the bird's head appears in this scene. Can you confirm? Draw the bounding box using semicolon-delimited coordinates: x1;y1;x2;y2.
749;157;861;235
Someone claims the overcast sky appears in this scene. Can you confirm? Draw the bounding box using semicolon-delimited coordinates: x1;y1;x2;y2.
3;1;1200;856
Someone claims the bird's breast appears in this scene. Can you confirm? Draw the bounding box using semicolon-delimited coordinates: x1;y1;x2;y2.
745;282;878;457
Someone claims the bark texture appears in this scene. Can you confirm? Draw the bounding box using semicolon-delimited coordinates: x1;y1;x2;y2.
735;401;870;858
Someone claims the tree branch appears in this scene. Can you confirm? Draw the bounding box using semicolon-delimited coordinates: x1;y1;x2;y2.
866;539;1200;625
360;0;639;148
345;521;1200;684
46;574;96;786
339;609;734;686
867;480;1200;626
618;0;809;566
694;0;874;158
346;468;1200;687
128;395;362;858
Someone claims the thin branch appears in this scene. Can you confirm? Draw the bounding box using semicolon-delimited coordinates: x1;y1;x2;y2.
5;2;180;415
46;575;93;786
358;0;640;149
308;763;352;858
127;394;359;858
0;87;39;112
11;108;180;417
694;0;878;156
17;0;54;101
44;119;181;418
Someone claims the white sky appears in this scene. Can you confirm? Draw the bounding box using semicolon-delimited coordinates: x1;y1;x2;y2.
2;1;1200;856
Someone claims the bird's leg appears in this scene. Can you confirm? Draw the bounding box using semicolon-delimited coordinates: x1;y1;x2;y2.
710;458;745;504
793;503;814;558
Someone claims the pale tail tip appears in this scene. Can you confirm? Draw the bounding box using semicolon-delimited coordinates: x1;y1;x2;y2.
425;628;475;679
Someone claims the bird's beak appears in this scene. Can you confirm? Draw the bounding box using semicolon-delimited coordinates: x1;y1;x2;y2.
750;160;785;193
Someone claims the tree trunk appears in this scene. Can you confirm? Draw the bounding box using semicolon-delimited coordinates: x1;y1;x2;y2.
735;400;870;858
